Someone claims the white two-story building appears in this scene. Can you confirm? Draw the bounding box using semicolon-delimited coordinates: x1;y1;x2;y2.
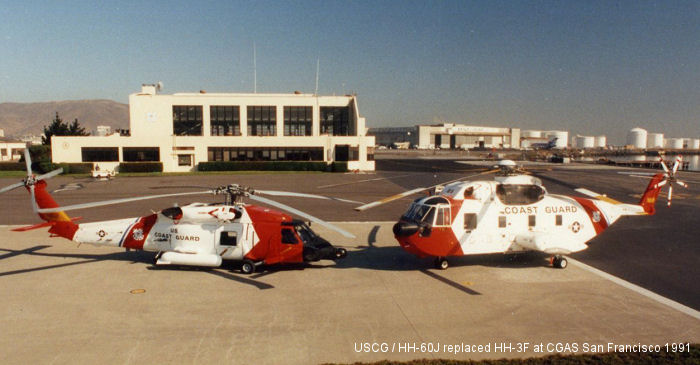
52;85;375;172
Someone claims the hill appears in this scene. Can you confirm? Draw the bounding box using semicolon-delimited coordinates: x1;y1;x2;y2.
0;100;129;138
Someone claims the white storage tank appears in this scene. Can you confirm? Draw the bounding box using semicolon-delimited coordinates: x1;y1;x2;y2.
627;127;647;148
574;135;595;149
665;138;684;149
647;133;664;148
522;130;542;138
546;130;569;148
594;135;607;148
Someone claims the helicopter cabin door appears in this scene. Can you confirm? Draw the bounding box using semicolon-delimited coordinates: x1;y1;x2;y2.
272;224;304;264
216;223;244;260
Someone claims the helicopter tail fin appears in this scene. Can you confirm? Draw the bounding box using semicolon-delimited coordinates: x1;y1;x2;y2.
29;180;79;239
638;173;666;215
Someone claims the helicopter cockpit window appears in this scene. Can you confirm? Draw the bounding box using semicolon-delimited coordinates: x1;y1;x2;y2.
403;196;450;225
281;229;298;244
293;222;317;244
161;207;183;220
434;206;451;226
495;184;545;205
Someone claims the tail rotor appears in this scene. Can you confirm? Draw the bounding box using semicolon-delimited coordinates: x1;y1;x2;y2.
0;147;63;212
656;155;688;207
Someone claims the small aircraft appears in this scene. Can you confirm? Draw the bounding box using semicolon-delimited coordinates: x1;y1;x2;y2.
531;137;559;150
355;159;687;270
1;150;355;274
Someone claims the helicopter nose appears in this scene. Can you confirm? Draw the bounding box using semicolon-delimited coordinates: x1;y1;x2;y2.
393;221;420;237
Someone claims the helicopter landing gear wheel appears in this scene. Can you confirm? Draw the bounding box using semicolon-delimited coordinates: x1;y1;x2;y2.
240;260;256;274
435;257;449;270
551;255;568;269
335;248;347;259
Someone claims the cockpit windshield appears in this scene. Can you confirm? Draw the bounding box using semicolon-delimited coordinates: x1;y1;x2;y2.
402;196;449;224
496;184;545;205
403;203;435;223
293;222;317;244
161;206;183;219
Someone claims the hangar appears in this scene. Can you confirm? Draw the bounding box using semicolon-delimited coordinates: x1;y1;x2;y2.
51;85;375;172
369;123;520;149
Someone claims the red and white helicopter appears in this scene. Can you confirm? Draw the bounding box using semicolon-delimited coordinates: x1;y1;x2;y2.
355;158;687;270
1;150;355;274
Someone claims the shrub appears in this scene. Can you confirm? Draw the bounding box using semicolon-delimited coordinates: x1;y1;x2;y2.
119;162;163;173
198;161;341;172
36;162;93;174
0;162;25;171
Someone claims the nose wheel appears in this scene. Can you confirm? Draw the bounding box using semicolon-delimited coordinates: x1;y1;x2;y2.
550;255;568;269
435;257;449;270
335;248;347;259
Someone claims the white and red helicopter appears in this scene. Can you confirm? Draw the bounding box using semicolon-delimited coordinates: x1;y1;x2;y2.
355;158;687;270
1;150;355;274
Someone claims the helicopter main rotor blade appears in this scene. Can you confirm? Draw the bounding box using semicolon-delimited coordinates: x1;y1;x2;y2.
354;169;499;212
256;190;363;204
24;148;32;177
248;194;355;239
0;182;25;194
37;191;212;213
354;187;429;212
36;168;64;181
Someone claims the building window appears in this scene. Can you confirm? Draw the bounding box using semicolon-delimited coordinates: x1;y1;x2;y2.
247;106;276;136
0;149;6;157
178;154;193;166
367;147;375;161
82;147;118;162
321;106;351;136
555;214;563;226
210;106;240;136
208;147;323;162
123;147;160;162
284;106;312;136
173;105;203;136
349;146;360;161
528;215;536;227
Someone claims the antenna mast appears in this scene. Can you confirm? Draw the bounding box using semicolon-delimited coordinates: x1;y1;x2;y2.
315;57;320;95
253;42;257;93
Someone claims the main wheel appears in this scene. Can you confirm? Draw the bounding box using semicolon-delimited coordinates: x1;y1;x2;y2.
335;248;347;259
435;257;449;270
552;256;568;269
240;260;256;274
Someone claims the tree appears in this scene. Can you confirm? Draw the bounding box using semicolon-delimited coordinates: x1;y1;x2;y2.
42;112;89;145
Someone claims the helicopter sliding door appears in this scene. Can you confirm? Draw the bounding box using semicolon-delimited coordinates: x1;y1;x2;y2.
216;223;244;260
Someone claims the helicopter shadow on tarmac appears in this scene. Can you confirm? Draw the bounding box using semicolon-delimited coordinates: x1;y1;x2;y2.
0;244;275;290
257;224;555;295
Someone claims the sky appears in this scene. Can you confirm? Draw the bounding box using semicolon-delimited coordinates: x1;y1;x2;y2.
1;0;699;144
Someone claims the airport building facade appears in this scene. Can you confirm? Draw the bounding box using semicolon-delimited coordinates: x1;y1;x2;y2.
0;139;26;162
369;123;520;149
52;85;375;172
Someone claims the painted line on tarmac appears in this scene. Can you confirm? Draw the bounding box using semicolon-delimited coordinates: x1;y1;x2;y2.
567;257;700;320
316;173;420;189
